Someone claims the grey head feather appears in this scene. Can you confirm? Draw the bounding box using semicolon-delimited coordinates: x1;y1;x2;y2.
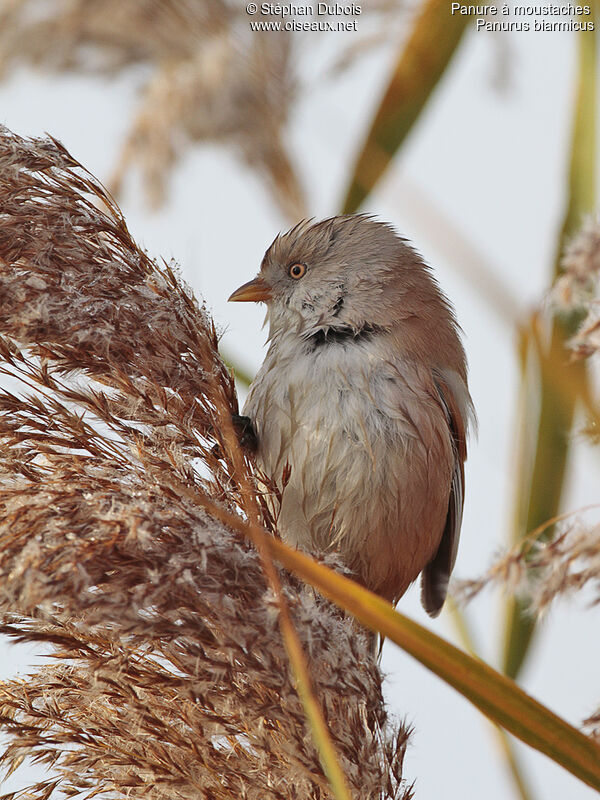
259;215;466;378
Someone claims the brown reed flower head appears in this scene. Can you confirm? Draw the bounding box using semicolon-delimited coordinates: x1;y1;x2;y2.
0;1;306;219
562;215;600;288
0;126;411;800
584;709;600;745
455;520;600;612
455;517;600;744
552;215;600;358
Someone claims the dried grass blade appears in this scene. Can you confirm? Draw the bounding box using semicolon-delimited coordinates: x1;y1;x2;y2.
446;598;537;800
342;0;470;213
501;15;597;679
202;503;600;793
218;411;353;800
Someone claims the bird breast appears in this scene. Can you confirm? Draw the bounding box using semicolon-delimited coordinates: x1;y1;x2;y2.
243;331;454;602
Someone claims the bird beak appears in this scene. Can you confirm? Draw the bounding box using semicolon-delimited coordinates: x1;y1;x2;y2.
228;276;272;303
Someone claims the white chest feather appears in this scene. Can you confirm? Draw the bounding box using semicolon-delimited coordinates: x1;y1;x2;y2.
243;333;451;594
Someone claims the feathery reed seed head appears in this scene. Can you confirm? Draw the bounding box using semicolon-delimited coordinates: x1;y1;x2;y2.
0;126;411;800
553;215;600;358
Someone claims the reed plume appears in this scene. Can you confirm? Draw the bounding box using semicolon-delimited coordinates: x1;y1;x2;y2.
553;215;600;359
456;214;600;745
0;126;411;800
460;216;600;610
0;1;405;221
456;520;600;611
0;0;305;219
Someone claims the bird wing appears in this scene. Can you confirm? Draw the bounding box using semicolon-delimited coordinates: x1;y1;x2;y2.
421;372;468;617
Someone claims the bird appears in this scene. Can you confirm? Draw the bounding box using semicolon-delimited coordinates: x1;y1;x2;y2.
228;214;474;616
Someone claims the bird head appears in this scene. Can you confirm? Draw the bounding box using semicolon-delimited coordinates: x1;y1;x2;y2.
229;215;415;339
228;214;464;374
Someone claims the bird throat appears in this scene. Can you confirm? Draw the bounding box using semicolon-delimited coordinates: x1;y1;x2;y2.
306;323;382;350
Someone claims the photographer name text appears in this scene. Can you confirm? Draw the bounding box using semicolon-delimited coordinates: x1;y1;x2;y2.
259;3;361;16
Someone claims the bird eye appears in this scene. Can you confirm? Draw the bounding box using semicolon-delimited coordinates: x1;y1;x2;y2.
289;263;306;279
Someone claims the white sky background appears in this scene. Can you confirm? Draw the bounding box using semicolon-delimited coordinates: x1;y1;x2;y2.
1;14;600;800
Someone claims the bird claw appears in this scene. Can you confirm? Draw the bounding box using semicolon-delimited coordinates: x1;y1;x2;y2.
211;414;258;459
231;413;258;453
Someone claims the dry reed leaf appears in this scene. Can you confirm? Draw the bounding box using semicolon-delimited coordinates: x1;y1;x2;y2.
457;213;600;743
0;125;411;800
461;216;600;610
455;516;600;742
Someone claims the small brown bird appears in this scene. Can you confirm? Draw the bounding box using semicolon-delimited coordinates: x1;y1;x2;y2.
229;215;473;615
